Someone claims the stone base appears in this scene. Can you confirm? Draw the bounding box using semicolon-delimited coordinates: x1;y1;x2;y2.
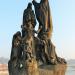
8;62;67;75
39;64;67;75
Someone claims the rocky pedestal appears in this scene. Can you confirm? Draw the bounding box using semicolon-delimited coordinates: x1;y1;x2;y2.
15;63;67;75
24;58;39;75
39;64;67;75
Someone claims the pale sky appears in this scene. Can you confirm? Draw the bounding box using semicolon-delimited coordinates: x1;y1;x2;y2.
0;0;75;60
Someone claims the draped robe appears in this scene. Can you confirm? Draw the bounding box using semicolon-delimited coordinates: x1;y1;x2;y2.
32;0;53;38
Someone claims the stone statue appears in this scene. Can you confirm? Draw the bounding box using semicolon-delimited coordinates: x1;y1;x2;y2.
10;31;22;60
32;0;53;38
22;29;34;60
8;1;67;75
32;0;61;64
22;2;36;37
8;31;22;75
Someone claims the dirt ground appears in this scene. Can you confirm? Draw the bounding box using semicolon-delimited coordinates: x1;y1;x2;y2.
0;71;8;75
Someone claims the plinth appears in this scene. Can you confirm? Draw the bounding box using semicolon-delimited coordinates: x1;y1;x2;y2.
39;64;67;75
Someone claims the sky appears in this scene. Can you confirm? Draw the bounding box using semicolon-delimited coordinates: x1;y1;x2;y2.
0;0;75;60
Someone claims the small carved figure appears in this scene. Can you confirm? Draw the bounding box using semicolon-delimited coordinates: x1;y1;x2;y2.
22;29;34;60
10;31;22;60
8;31;22;75
38;32;51;64
23;3;36;27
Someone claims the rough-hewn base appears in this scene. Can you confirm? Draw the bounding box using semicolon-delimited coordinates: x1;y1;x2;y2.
39;64;67;75
8;63;67;75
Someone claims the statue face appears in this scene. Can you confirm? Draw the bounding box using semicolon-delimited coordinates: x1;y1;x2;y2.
27;3;32;9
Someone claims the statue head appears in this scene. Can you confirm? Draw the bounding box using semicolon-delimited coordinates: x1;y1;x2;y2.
13;31;21;39
16;31;21;36
27;3;32;9
12;31;21;47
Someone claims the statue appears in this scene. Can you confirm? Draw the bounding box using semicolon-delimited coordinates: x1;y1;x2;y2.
8;1;67;75
32;0;67;65
32;0;55;64
8;31;22;75
22;29;34;60
32;0;53;38
10;31;22;60
40;33;54;64
22;2;36;37
21;3;36;61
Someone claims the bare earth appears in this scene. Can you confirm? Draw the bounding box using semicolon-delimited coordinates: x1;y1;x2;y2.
0;71;8;75
0;64;9;75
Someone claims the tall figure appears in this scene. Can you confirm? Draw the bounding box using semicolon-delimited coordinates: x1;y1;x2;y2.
32;0;53;38
32;0;57;64
22;3;36;37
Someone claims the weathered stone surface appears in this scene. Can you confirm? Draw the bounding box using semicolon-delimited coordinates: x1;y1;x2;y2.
39;64;67;75
25;58;39;75
8;0;67;75
32;0;53;38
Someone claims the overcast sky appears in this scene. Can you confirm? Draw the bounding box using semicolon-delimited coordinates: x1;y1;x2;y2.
0;0;75;60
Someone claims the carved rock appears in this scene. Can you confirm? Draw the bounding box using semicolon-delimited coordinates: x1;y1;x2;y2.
8;1;67;75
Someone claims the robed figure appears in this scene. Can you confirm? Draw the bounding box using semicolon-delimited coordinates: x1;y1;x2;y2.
32;0;53;38
32;0;67;65
32;0;58;64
